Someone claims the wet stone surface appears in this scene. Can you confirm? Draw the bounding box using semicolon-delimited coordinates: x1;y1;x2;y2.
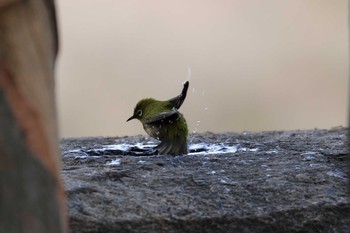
61;128;349;233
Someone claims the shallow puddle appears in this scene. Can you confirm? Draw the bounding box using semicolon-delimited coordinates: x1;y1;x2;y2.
67;143;258;157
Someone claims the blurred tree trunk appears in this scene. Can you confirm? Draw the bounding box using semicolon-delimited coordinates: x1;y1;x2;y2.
0;0;67;232
348;1;350;195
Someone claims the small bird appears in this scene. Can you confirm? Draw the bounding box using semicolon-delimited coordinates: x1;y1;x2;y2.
127;81;189;155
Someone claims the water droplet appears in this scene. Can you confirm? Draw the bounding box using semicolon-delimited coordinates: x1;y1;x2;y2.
187;66;192;80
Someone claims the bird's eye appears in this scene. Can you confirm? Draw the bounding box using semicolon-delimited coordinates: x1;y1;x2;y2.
137;109;143;116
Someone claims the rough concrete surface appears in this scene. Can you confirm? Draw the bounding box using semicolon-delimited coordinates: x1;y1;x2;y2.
61;128;349;233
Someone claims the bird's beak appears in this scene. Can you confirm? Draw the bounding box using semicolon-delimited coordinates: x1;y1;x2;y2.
126;115;135;122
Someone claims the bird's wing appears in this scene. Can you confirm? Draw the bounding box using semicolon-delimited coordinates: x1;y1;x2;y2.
168;81;189;110
156;137;188;155
143;110;181;124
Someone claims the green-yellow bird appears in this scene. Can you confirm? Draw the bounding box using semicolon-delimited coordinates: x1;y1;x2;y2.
127;81;189;155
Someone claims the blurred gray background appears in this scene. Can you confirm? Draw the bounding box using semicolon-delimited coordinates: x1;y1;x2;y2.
56;0;348;137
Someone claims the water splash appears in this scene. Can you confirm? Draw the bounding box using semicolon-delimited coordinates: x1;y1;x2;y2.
326;170;347;179
106;159;121;166
65;142;258;158
186;66;191;81
189;143;239;155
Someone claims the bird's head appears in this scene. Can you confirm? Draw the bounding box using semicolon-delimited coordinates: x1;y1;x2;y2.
127;98;157;123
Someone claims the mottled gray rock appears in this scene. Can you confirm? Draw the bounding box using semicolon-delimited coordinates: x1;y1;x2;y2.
61;128;349;233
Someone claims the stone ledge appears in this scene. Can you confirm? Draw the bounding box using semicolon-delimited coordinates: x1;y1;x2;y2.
61;128;349;233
